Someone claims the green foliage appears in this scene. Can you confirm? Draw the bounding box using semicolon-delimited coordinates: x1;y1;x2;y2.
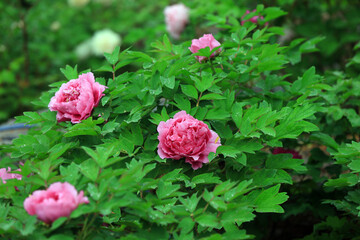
1;1;360;239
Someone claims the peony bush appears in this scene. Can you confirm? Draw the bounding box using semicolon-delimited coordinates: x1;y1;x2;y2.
1;3;360;240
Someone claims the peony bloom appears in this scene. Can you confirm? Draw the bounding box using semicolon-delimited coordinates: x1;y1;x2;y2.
189;34;221;63
68;0;90;7
272;147;302;159
0;167;22;184
24;182;89;224
164;3;189;39
241;10;267;25
157;111;221;170
48;72;106;123
91;29;121;56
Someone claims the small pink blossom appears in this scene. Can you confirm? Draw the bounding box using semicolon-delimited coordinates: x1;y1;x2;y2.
48;72;106;124
189;34;221;63
0;167;22;183
272;147;302;159
24;182;89;224
164;3;189;39
241;10;267;25
157;111;221;170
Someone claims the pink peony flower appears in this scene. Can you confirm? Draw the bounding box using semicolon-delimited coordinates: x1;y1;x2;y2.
272;147;302;159
157;111;221;170
164;3;189;39
241;10;267;25
48;72;106;124
0;167;22;183
24;182;89;224
189;34;221;63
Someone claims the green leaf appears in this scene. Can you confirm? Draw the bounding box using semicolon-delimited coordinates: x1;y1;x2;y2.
200;93;225;101
64;117;103;137
291;66;317;93
206;108;230;120
174;94;191;113
160;76;175;89
102;121;120;135
163;34;172;52
48;142;74;162
79;159;99;181
95;64;113;72
194;72;213;92
50;217;67;231
266;154;306;173
195;47;212;57
127;51;153;62
87;183;101;201
232;102;244;129
224;180;253;202
348;160;360;172
192;173;221;185
157;180;181;199
221;207;255;226
310;132;339;150
60;65;78;80
178;217;195;234
263;7;287;21
254;185;289;213
213;181;237;196
196;213;221;229
217;145;241;158
181;85;198;99
179;194;201;213
104;46;120;65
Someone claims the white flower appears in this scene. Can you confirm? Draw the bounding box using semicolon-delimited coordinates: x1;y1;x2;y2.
0;45;6;52
68;0;90;7
50;21;61;31
164;3;189;39
75;40;92;60
91;29;121;56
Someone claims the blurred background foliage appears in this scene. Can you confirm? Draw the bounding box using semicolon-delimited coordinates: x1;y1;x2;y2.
1;0;360;122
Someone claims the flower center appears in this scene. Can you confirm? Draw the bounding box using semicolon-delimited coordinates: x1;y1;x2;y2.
48;191;60;201
63;86;80;102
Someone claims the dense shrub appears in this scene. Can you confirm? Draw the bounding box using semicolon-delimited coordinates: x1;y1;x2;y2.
1;1;360;240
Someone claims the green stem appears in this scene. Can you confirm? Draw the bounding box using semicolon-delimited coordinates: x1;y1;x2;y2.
196;92;203;107
79;213;97;240
202;196;215;213
209;59;216;75
112;65;115;81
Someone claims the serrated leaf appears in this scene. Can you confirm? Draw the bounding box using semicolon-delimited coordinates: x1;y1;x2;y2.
60;65;78;80
266;154;306;173
104;46;120;65
200;93;225;100
181;85;198;99
254;185;289;213
196;213;220;229
160;76;175;89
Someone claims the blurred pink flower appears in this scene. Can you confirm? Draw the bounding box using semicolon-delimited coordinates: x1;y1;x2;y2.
0;167;22;183
241;10;267;25
164;3;189;39
157;111;221;170
189;34;221;62
48;72;106;124
24;182;89;224
272;147;302;159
